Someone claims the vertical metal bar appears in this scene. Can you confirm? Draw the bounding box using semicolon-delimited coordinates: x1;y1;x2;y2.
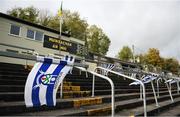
86;71;88;78
60;80;63;98
140;85;143;100
157;79;160;98
80;70;82;75
90;71;115;117
92;74;95;97
166;82;174;102
177;81;180;94
110;77;115;117
151;81;159;107
141;83;147;117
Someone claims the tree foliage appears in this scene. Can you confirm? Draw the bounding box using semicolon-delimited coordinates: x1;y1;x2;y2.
62;10;88;40
87;25;110;55
7;6;39;23
144;48;162;67
118;46;133;61
162;58;179;74
135;48;179;74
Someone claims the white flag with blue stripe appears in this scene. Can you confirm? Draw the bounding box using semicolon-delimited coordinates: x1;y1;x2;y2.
24;55;74;107
129;75;157;85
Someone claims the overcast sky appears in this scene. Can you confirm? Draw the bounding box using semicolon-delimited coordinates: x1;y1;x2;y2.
1;0;180;61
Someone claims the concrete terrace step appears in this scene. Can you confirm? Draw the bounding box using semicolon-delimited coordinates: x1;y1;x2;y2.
157;103;180;116
115;97;180;116
11;93;180;116
0;90;91;102
0;71;29;76
0;90;178;115
0;84;171;92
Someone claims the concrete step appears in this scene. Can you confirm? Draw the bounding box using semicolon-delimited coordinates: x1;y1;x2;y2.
11;93;180;116
0;83;171;92
157;103;180;116
115;97;180;116
0;90;91;102
0;90;179;115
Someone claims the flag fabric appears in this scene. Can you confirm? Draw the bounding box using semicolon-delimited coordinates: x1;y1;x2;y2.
24;55;74;107
129;75;157;85
165;79;178;84
58;1;63;17
101;63;115;76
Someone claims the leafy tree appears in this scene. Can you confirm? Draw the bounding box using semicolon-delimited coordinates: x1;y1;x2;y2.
144;48;162;67
62;10;88;40
38;9;52;26
7;6;39;23
118;46;133;61
162;58;179;74
87;25;110;55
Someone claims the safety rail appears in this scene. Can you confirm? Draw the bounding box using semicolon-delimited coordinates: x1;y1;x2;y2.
74;66;115;117
0;43;34;51
95;66;147;117
0;51;88;68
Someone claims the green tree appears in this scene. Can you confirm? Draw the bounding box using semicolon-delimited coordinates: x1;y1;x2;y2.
144;48;162;67
162;58;179;74
87;25;111;55
118;46;133;61
7;6;39;23
62;10;88;40
38;9;52;26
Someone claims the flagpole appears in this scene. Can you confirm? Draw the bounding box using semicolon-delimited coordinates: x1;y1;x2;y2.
59;16;62;55
59;1;63;99
59;1;63;56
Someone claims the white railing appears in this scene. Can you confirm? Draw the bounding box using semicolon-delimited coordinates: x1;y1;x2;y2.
74;66;115;117
94;66;147;117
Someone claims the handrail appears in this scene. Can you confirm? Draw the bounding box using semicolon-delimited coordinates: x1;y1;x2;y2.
95;66;147;117
75;67;115;117
0;43;34;51
89;71;115;117
0;51;88;68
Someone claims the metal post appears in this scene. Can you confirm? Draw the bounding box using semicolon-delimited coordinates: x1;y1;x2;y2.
75;67;115;116
92;74;95;97
140;85;143;100
85;71;88;78
89;71;115;117
177;81;180;94
157;78;162;98
132;45;135;63
165;82;174;102
60;80;63;98
151;81;159;107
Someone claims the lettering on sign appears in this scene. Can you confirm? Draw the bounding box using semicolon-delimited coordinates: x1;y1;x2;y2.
43;35;85;55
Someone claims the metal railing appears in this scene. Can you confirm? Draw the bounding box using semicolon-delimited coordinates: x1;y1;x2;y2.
94;66;147;117
75;66;115;117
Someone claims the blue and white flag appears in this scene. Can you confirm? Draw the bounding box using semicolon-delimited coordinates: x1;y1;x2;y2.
24;55;74;107
129;75;157;85
165;79;178;84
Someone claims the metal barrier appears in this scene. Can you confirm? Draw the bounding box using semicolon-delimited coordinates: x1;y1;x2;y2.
75;66;115;117
94;66;147;117
156;77;174;102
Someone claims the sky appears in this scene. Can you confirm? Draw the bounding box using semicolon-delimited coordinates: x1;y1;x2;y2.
1;0;180;61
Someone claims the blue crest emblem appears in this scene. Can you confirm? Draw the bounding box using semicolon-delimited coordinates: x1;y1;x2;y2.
33;70;57;89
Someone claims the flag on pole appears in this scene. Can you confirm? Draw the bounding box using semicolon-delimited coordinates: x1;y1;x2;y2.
24;55;75;107
58;1;63;17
